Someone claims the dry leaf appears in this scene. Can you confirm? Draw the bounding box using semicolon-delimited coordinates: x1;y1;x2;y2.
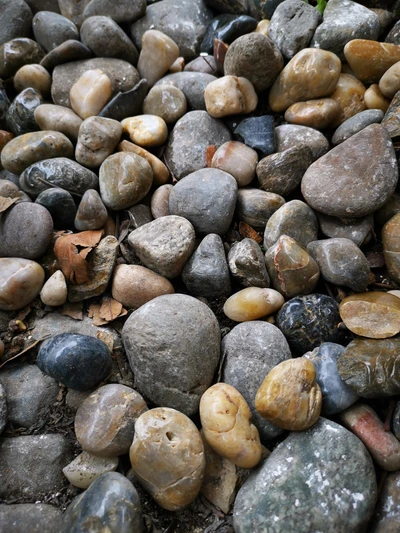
0;196;17;213
60;302;83;320
206;145;217;167
88;303;108;326
100;297;123;322
54;230;103;284
96;330;114;352
239;221;262;244
0;335;50;368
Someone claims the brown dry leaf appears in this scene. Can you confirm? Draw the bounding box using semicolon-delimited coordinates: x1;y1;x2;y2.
100;297;123;322
0;196;17;213
88;303;108;326
96;330;114;352
60;301;83;320
0;335;50;368
54;230;103;285
239;221;262;244
206;145;217;167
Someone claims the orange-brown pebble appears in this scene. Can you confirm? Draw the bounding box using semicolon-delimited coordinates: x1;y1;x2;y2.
364;84;390;112
284;98;341;129
223;287;285;322
344;39;400;83
329;73;366;127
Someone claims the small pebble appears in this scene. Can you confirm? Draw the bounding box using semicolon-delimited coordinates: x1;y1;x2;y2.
0;38;45;79
14;64;51;96
236;188;285;229
284;98;340;129
40;270;68;307
75;189;108;231
275;123;329;161
36;187;77;229
223;287;284;322
70;69;112;120
228;238;270;288
63;451;118;489
143;85;187;124
75;116;122;168
0;258;44;311
379;61;400;98
6;88;43;136
211;141;258;187
330;73;367;127
119;139;169;186
34;104;82;141
138;30;179;87
122;114;168;148
364;83;390;112
150;184;173;218
204;75;258;118
383;212;400;285
234;115;275;156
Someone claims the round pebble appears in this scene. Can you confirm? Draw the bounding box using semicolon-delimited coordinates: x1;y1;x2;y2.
0;258;44;311
14;64;51;96
211;141;258;187
223;287;285;322
121;114;168;148
40;270;68;307
143;85;187;124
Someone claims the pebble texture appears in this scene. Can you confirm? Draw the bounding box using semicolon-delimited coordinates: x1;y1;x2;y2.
0;504;62;533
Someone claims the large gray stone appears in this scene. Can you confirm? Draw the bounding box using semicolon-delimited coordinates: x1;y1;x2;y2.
0;504;63;533
222;321;291;441
32;11;79;52
82;0;146;23
234;418;377;532
122;294;220;416
0;0;33;47
156;72;217;111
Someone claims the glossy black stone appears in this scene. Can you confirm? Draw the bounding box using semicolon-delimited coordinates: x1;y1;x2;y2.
35;187;77;229
61;472;143;533
201;15;258;54
0;169;19;186
40;39;93;71
37;333;112;391
234;115;275;155
0;81;10;129
276;294;342;354
99;79;148;122
6;88;43;136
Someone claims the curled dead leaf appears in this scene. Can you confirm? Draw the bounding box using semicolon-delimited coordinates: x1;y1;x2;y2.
239;221;262;244
0;196;18;213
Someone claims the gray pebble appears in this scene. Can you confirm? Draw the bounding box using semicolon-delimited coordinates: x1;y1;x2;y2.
33;11;79;53
156;71;217;110
75;189;108;231
0;0;33;47
143;85;187;124
275;124;329;161
236;188;285;230
332;109;384;145
318;213;374;246
40;40;93;72
228;238;270;288
6;88;43;136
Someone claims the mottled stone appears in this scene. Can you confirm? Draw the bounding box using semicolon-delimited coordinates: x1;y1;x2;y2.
332;108;384;145
318;213;373;247
0;1;32;46
76;116;122;168
143;85;187;124
75;189;107;231
0;258;44;311
118;139;169;186
37;333;112;391
285;99;340;130
234;115;275;156
99;79;148;122
122;294;220;416
83;0;146;23
205;75;258;118
233;418;377;533
228;238;270;288
6;88;43;137
344;39;400;83
40;40;93;71
236;188;285;229
330;73;367;127
61;472;143;533
14;64;52;97
34;104;82;141
33;11;79;53
122;115;168;148
223;287;284;322
0;38;44;80
63;452;118;489
0;504;62;533
36;188;77;229
275;124;329;161
156;72;217;111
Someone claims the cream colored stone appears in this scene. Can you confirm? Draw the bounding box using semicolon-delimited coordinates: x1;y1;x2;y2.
205;75;258;118
344;39;400;83
34;104;83;141
63;451;118;489
211;141;258;187
14;64;51;96
0;258;45;311
75;116;122;168
121;115;168;148
151;184;173;218
330;73;366;127
255;19;270;37
379;61;400;99
364;84;390;112
118;139;169;185
223;287;285;322
138;30;180;87
40;270;68;307
70;69;112;120
284;98;341;129
269;48;341;112
170;57;185;73
200;383;262;469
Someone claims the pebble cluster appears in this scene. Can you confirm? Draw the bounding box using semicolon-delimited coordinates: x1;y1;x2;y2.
2;0;400;532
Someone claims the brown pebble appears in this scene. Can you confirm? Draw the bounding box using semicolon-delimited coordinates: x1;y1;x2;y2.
284;98;341;129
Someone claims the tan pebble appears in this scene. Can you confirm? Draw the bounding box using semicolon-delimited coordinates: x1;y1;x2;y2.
211;141;258;187
34;104;83;141
388;290;400;299
75;116;122;168
143;85;187;124
0;179;19;198
40;270;67;307
119;139;169;185
269;48;341;112
255;358;322;431
63;451;118;489
121;114;168;148
112;264;174;309
170;57;185;73
70;69;112;120
255;19;270;37
330;73;366;127
205;75;258;118
14;64;51;96
200;383;262;469
223;287;285;322
379;61;400;98
344;39;400;83
138;30;180;87
364;83;390;112
383;212;400;285
0;258;44;311
129;407;206;511
151;184;173;218
284;98;341;129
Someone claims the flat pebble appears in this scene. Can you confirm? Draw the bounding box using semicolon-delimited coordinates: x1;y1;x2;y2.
223;287;284;322
0;1;33;46
122;114;168;148
0;258;44;311
332;108;384;145
284;98;340;129
138;29;179;87
63;451;118;489
228;238;270;288
157;71;216;110
143;85;187;124
76;116;122;168
40;270;68;306
82;0;146;23
379;61;400;98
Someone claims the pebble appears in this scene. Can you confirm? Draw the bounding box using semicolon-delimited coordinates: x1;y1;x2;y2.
182;234;231;297
264;199;318;249
236;188;285;229
40;270;68;306
99;152;153;210
157;71;217;110
99;79;148;122
6;88;43;136
307;238;371;292
34;104;82;141
0;364;58;428
269;0;321;59
0;0;33;46
0;504;62;533
276;293;341;354
257;145;312;196
1;131;74;174
0;258;44;311
211;141;258;187
75;384;147;457
200;383;262;468
332;108;384;145
383;212;400;284
121;114;168;148
63;451;118;489
143;85;187;124
33;11;79;53
76;116;122;168
61;472;143;533
40;39;93;72
344;39;400;83
233;418;377;532
376;192;400;225
364;83;391;112
70;68;112;120
151;184;173;218
169;168;237;236
338;337;400;397
304;343;359;416
269;48;341;112
138;30;179;87
329;73;367;127
20;156;98;197
224;33;283;92
82;0;146;23
0;82;10;129
37;333;112;391
266;235;320;298
0;202;53;259
202;15;258;54
80;16;138;66
205;75;258;118
122;294;220;416
255;19;270;36
223;287;284;322
0;383;6;435
14;64;51;97
57;0;91;27
184;55;217;75
112;264;174;309
302;124;398;217
130;407;205;511
221;321;291;441
0;38;45;79
379;61;400;99
339;403;400;471
119;139;169;186
382;89;400;138
128;215;195;278
339;292;400;339
228;238;270;288
74;189;107;231
275;124;329;161
255;357;322;431
284;98;340;130
234;115;275;155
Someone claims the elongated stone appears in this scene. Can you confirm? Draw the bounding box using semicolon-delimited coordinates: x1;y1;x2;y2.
70;69;112;120
138;30;179;87
63;452;118;489
223;287;284;322
0;258;44;311
344;39;400;83
99;79;148;122
284;98;340;130
34;104;82;141
40;40;93;71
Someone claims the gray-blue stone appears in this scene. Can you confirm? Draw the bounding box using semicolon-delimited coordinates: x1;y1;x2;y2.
304;343;359;415
156;72;217;111
37;333;112;391
6;88;43;136
332;109;384;145
0;0;33;47
36;187;77;230
32;11;79;53
234;116;275;156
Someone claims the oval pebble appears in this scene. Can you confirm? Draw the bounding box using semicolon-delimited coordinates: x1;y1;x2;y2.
0;258;44;311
